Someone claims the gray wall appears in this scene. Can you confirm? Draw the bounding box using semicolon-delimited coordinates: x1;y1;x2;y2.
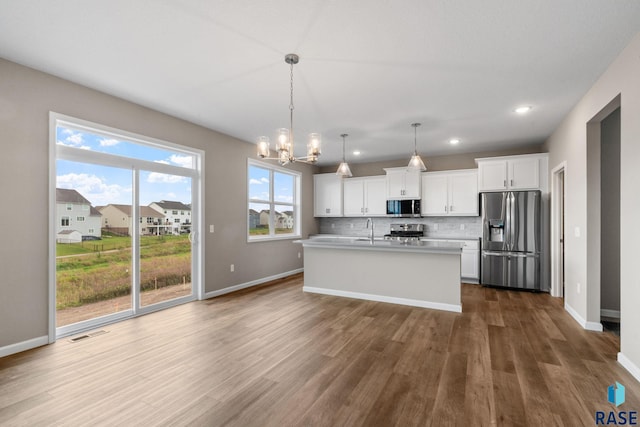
544;32;640;373
600;108;621;315
0;58;319;348
318;145;544;176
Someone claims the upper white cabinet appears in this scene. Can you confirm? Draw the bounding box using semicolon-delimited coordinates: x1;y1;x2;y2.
421;170;478;216
314;173;343;217
384;167;421;199
476;154;548;192
343;176;387;216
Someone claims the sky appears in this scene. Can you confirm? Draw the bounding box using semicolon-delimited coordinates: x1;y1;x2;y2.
56;126;193;206
248;165;294;205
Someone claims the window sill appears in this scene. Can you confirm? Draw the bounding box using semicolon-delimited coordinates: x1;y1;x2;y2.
248;234;301;243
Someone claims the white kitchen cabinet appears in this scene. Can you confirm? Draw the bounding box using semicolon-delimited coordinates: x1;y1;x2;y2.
314;173;343;217
421;238;479;281
460;241;479;281
421;170;478;216
384;167;421;199
343;176;386;216
476;154;546;192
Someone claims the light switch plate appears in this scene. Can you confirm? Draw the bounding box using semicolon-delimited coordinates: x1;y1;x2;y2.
574;226;580;238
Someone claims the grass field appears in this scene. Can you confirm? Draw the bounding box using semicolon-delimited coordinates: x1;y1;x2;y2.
56;234;191;309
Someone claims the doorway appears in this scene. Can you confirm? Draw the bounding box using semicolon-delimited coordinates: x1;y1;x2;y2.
551;162;566;298
49;113;203;339
599;107;621;336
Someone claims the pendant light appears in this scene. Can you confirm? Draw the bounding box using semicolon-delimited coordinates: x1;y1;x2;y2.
336;133;353;177
256;54;321;165
407;122;426;171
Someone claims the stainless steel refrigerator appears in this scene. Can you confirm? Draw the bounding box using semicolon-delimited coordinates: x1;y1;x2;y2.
480;191;541;290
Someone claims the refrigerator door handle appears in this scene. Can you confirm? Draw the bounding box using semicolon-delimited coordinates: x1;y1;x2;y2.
504;193;511;251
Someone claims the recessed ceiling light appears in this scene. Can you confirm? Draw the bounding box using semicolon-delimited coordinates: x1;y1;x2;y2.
449;138;460;145
352;150;361;156
514;106;532;114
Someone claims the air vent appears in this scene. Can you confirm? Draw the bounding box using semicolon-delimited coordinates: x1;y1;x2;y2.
69;329;109;342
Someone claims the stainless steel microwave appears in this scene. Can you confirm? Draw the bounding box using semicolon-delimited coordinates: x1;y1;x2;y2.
386;199;421;217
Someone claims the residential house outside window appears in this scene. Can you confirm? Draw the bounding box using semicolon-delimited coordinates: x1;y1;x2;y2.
247;159;300;240
61;217;70;227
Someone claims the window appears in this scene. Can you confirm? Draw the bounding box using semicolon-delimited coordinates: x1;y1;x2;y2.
88;228;94;233
146;217;154;224
248;159;300;240
61;217;70;227
76;216;85;222
174;218;180;223
66;204;72;211
172;210;178;215
82;205;89;211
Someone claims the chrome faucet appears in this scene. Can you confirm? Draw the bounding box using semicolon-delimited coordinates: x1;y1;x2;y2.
366;218;374;243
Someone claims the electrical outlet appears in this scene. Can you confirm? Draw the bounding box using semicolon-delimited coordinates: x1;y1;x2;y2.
331;223;335;229
298;252;301;259
230;264;234;272
574;226;581;238
210;224;214;233
460;224;465;230
577;282;581;293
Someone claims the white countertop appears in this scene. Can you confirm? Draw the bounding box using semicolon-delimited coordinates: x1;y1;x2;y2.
296;237;463;254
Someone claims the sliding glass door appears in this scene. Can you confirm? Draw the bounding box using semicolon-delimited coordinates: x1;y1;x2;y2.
51;113;202;338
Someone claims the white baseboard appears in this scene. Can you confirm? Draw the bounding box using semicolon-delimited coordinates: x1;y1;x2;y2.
0;335;48;358
565;302;603;332
203;268;303;299
618;352;640;383
303;286;462;313
600;309;621;319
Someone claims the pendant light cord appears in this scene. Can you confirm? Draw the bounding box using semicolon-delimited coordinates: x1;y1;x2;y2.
289;61;294;152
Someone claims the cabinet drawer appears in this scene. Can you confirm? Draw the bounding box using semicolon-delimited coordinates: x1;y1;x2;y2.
462;240;479;250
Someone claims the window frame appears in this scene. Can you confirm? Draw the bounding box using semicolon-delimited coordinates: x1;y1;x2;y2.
247;158;301;242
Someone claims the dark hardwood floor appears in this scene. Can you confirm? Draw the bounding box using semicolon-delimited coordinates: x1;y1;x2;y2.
1;274;638;426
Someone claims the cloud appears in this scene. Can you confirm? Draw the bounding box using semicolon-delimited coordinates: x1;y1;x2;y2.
275;195;293;203
249;178;262;185
56;173;131;206
57;131;91;150
154;160;170;165
169;154;193;168
65;133;83;146
147;172;187;184
99;138;120;147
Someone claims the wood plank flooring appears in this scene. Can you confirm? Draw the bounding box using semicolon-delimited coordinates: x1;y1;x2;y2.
1;274;638;426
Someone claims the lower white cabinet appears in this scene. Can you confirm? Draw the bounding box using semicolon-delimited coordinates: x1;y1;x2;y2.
422;238;479;281
343;176;386;216
460;243;479;281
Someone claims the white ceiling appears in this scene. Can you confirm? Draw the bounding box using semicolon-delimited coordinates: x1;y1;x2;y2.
1;1;639;165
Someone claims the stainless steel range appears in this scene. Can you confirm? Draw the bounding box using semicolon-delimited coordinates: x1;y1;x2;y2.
384;223;425;242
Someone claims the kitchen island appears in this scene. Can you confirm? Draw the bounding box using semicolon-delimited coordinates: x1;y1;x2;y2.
297;237;463;313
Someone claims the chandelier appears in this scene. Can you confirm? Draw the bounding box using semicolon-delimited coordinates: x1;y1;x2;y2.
257;53;321;165
407;122;427;171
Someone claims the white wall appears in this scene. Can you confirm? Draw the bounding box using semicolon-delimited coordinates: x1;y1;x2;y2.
544;32;640;379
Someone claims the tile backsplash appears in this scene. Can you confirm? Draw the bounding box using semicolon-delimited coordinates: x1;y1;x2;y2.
318;216;482;239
